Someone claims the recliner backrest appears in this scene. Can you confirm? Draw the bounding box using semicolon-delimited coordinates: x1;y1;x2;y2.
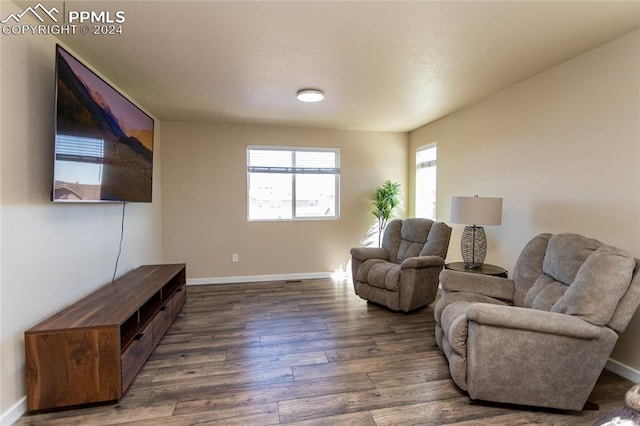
383;218;429;263
513;233;637;331
381;218;450;264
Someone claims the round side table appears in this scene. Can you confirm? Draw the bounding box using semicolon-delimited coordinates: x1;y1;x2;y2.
444;262;508;278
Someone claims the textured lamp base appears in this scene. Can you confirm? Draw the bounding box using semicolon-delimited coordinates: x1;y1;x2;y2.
461;225;487;269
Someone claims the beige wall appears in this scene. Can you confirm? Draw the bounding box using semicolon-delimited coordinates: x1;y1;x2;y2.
0;2;164;420
410;31;640;373
162;121;408;280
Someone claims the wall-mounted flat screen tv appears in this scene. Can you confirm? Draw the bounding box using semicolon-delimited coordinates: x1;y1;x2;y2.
53;45;154;203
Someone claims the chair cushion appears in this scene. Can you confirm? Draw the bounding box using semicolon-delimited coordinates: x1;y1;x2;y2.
551;246;635;326
367;262;401;291
542;233;602;284
396;218;431;263
397;240;425;263
400;217;431;241
523;274;568;311
356;259;386;283
420;222;453;259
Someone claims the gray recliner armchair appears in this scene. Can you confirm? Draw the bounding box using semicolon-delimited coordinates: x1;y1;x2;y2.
435;232;640;411
350;218;452;312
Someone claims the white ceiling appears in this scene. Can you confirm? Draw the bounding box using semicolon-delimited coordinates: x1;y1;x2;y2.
41;1;640;132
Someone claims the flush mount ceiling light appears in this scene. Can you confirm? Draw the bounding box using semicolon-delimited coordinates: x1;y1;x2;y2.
296;89;324;103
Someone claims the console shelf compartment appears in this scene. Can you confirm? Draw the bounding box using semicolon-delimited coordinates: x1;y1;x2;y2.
24;264;187;411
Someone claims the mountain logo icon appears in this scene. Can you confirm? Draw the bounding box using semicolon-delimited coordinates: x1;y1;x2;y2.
1;2;59;24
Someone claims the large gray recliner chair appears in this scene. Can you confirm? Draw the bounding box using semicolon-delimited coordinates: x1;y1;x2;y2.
350;218;452;312
434;232;640;411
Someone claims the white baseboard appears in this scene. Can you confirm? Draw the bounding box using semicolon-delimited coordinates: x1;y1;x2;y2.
605;358;640;383
1;397;26;426
187;272;335;286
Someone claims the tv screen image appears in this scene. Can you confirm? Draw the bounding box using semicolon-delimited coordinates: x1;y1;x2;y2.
53;45;154;203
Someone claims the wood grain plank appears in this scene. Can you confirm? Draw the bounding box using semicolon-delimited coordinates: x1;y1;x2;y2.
150;351;327;382
277;380;462;423
292;352;440;381
283;411;377;426
124;402;280;426
173;373;375;415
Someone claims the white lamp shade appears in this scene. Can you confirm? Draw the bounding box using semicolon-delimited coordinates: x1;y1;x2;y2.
450;196;503;226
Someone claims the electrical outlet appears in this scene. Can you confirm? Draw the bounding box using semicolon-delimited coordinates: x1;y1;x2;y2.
232;253;239;263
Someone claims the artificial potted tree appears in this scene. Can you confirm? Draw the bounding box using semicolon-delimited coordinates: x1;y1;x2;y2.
372;180;401;247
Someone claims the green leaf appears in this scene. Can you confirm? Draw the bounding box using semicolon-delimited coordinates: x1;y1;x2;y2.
370;180;402;246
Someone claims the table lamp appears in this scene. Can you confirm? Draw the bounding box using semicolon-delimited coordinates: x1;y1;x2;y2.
450;195;503;269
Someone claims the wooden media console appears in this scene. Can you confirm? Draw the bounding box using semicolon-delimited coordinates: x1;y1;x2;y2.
24;264;187;411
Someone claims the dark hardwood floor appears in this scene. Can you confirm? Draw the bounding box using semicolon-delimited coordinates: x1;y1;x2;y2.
17;278;633;425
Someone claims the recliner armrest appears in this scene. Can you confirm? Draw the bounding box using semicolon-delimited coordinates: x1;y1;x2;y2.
350;247;388;262
466;303;603;339
400;256;444;269
440;270;515;302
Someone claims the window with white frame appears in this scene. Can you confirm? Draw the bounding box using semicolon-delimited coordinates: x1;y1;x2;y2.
415;144;437;220
247;146;340;221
